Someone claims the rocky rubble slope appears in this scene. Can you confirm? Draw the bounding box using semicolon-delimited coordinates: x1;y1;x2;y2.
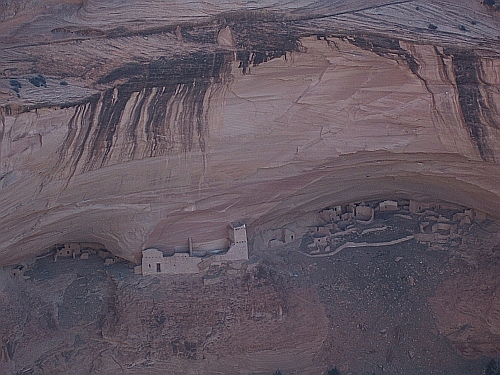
0;257;329;375
2;207;500;375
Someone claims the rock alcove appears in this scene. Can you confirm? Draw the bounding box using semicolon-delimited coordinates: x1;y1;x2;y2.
1;0;499;374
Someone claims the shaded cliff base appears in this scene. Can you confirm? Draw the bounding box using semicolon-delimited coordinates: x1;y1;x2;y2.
1;202;500;375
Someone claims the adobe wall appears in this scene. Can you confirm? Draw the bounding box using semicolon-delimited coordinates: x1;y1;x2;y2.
141;223;248;275
162;253;201;274
217;242;248;261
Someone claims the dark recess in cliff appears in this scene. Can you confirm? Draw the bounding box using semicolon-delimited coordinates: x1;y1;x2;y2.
57;51;233;175
346;37;497;163
178;10;302;74
447;49;496;162
54;15;306;176
55;96;98;180
230;16;302;74
345;36;420;76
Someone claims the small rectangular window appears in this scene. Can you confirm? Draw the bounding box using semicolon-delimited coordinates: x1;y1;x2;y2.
156;263;161;272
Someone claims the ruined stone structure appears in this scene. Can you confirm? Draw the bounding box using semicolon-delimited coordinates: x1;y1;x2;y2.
51;242;109;262
54;243;81;260
142;249;202;275
379;200;398;212
222;222;249;261
296;198;492;258
141;222;248;275
355;205;375;224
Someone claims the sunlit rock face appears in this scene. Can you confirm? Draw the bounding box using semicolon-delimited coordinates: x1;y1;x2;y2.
0;0;499;266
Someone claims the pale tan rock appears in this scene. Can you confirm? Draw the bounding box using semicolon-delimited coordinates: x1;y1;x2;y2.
0;0;498;269
217;26;234;47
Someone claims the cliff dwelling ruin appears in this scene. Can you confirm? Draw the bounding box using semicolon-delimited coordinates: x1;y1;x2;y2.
140;222;249;275
1;0;500;374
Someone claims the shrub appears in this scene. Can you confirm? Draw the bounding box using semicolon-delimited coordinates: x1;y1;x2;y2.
326;367;340;375
486;359;500;375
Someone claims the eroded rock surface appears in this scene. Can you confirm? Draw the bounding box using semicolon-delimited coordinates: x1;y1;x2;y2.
1;1;500;373
0;258;329;374
0;0;499;264
2;204;500;374
430;220;500;359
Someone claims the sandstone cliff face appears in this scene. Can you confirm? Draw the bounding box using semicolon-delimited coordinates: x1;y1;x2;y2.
2;1;500;372
2;214;500;375
1;0;499;265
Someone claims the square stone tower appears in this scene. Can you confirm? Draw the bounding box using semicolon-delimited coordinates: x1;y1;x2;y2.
226;221;248;260
142;248;164;275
